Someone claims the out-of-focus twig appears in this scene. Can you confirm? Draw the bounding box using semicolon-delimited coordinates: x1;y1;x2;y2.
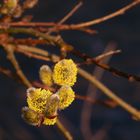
76;95;117;108
56;119;73;140
0;67;15;79
95;50;121;62
78;68;140;120
80;43;117;140
2;44;32;87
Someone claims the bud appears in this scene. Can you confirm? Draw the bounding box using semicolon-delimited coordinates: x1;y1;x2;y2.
21;106;40;126
23;0;38;9
39;65;53;86
45;94;60;117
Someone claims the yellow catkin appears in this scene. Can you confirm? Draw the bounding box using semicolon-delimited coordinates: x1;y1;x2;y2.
39;65;53;86
53;59;77;86
57;86;75;109
21;106;40;126
27;87;52;113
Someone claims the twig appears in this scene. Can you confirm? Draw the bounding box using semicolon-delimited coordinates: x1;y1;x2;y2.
2;44;32;87
77;49;121;66
80;44;116;140
14;44;60;62
78;68;140;120
0;27;59;46
0;67;15;79
1;27;139;82
76;95;117;108
15;44;49;56
72;49;140;82
56;119;73;140
59;2;83;24
95;50;121;62
3;0;140;31
61;0;140;30
46;1;82;34
15;48;51;62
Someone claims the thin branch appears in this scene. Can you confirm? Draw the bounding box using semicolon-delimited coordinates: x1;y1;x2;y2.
14;44;60;62
80;44;116;140
61;0;140;30
15;44;49;56
0;27;59;46
59;1;83;24
0;67;15;79
77;49;121;66
2;44;32;87
1;27;140;82
56;119;73;140
3;0;140;31
76;95;117;108
95;50;121;62
46;1;82;34
78;68;140;120
15;49;51;62
72;49;140;82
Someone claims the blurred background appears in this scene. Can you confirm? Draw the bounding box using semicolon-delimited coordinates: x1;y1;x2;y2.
0;0;140;140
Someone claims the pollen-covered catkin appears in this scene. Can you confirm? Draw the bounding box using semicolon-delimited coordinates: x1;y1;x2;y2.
57;86;75;109
53;59;77;86
27;88;52;113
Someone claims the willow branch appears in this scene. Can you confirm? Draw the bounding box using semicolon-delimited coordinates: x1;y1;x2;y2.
95;50;121;62
46;1;83;34
59;2;83;24
0;27;59;46
1;27;140;82
0;66;15;79
56;119;73;140
78;68;140;120
3;0;140;31
67;0;140;29
2;44;32;87
77;49;121;66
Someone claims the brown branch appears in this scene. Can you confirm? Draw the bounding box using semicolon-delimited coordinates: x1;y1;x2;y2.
14;44;60;62
59;1;83;24
67;0;140;29
56;119;73;140
95;50;121;62
76;95;117;108
46;1;83;34
2;44;32;87
1;27;139;82
78;68;140;120
15;49;51;62
2;0;140;31
77;49;121;66
0;67;15;79
72;49;140;82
